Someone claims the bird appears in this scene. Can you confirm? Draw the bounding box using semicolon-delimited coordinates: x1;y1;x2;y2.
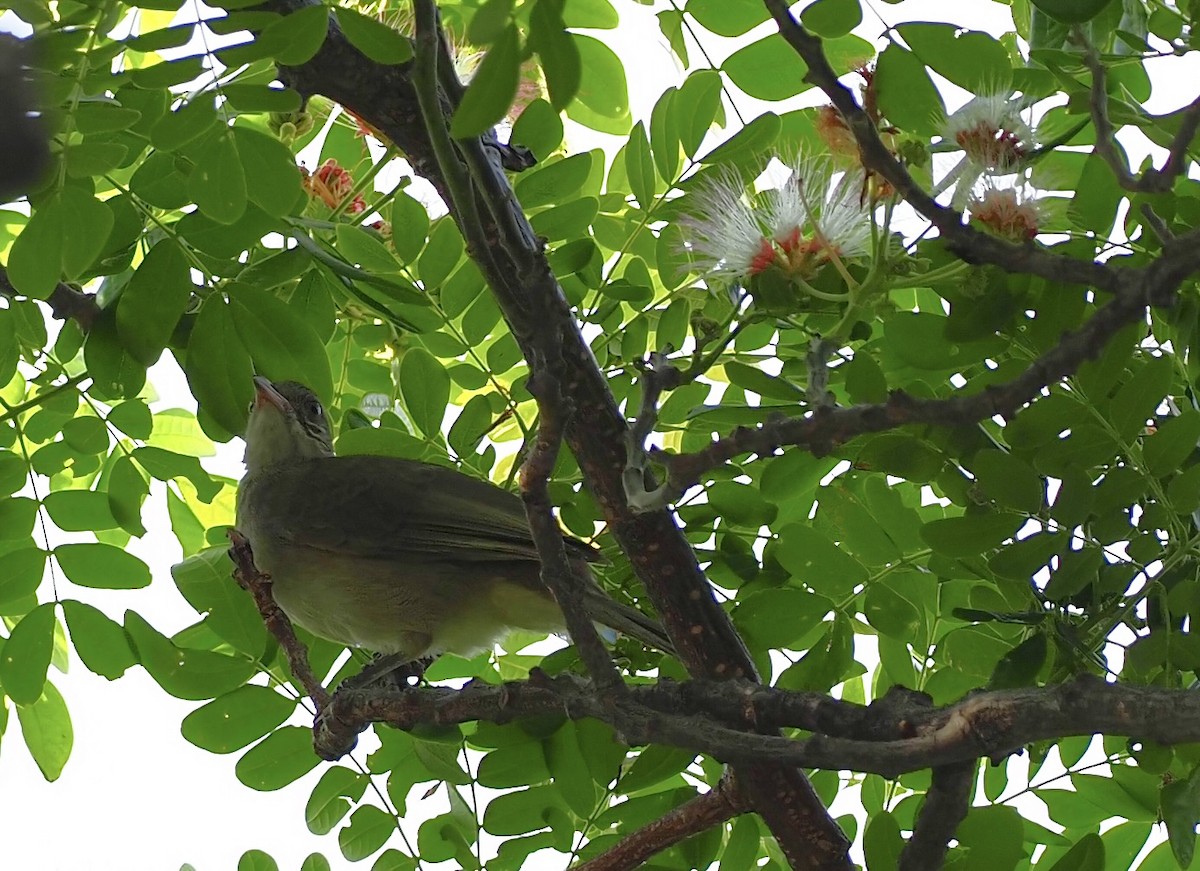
235;376;672;679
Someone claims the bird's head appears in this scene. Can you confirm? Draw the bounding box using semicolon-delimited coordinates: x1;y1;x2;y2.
243;377;334;472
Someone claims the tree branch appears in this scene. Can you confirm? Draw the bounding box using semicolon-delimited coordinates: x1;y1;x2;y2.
899;761;974;871
574;773;749;871
654;275;1152;494
1077;31;1200;193
0;266;101;333
262;2;853;862
227;529;331;712
309;672;1200;778
520;365;627;696
761;0;1119;292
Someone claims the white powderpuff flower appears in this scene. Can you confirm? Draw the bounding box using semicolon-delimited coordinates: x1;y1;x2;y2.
943;93;1034;174
969;181;1046;241
768;157;872;271
679;169;775;281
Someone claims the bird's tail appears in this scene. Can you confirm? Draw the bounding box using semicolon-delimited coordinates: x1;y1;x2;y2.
582;585;675;655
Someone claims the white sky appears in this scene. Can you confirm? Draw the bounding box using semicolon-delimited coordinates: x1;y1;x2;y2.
3;1;1196;869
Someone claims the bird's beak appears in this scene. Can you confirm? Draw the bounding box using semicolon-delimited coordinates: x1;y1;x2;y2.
253;376;291;415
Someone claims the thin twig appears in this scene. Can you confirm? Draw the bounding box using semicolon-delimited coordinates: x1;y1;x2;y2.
520;366;627;696
227;529;331;711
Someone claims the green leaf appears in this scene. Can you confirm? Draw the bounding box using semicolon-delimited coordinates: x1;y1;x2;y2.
238;850;279;871
172;546;268;657
190;129;249;224
236;726;321;790
1068;149;1124;234
185;297;255;437
1047;833;1105;870
339;805;398;861
15;679;73;781
1031;0;1115;24
7;188;114;296
1146;411;1200;478
544;721;598;817
897;23;1012;91
151;96;219;152
335;224;403;273
336;7;412;64
969;450;1044;513
567;34;630;130
307;766;369;834
800;0;862;37
115;240;193;366
55;543;151;590
133;446;223;503
383;195;426;265
182;685;296;753
675;70;722;160
990;633;1049;689
733;587;830;649
531;0;581;110
232;126;306;218
864;577;924;641
875;43;945;136
0;497;39;542
451;24;521;139
1110;353;1172;441
624;122;657;208
685;0;769;36
61;600;137;680
260;4;330;65
399;348;450;439
42;489;120;532
107;400;154;439
648;87;680;181
515;153;593;209
226;286;333;405
0;602;57;704
125;610;256;700
619;744;695;793
921;513;1023;558
0;548;46;608
1162;765;1200;868
863;812;904;871
776;523;868;598
222;84;302;114
62;416;109;454
699;112;780;167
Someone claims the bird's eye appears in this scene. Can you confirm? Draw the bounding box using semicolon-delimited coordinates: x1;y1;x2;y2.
307;399;323;418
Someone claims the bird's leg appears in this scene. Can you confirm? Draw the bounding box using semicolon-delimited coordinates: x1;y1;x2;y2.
340;652;433;691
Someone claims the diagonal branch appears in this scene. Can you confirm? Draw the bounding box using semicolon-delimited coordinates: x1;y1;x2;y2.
761;0;1118;292
264;2;852;863
1077;32;1200;194
574;773;749;871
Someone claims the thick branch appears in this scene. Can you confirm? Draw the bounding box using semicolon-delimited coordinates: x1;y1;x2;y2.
262;2;852;862
314;673;1200;779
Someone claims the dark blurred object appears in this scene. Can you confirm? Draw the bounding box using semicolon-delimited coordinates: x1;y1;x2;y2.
0;34;52;201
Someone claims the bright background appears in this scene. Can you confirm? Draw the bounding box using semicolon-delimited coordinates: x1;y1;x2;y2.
2;1;1189;869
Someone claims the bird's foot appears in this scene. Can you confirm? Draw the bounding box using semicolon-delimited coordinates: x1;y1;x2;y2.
340;653;432;691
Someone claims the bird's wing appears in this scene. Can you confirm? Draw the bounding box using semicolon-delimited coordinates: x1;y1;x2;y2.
247;456;600;563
